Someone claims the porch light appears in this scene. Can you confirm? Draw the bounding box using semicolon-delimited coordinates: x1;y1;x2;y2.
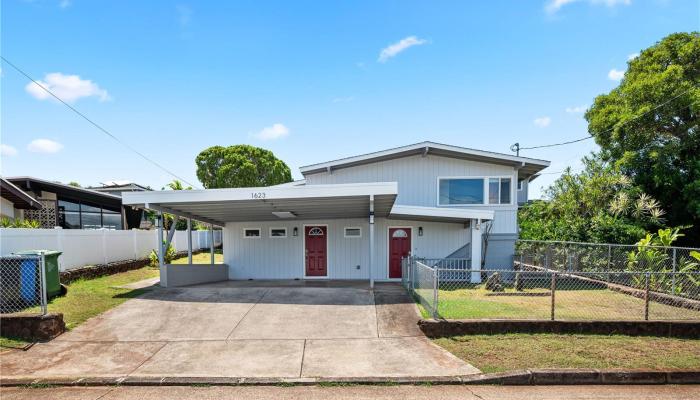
272;211;296;219
418;226;423;236
293;227;298;236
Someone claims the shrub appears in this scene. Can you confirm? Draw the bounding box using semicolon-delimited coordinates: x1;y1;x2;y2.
0;217;41;228
149;242;177;267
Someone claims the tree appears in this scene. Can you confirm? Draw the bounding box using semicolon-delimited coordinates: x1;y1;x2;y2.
585;32;700;245
68;181;81;187
162;179;193;230
519;154;665;244
162;179;192;191
195;145;292;189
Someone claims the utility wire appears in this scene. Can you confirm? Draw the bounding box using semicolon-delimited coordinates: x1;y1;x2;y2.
517;87;695;151
1;56;201;189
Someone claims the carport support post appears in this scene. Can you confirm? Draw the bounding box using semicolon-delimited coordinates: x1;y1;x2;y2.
187;218;193;264
470;218;482;283
157;212;167;287
369;194;375;288
209;224;215;264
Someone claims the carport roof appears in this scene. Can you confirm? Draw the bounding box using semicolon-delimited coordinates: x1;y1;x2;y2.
122;182;398;226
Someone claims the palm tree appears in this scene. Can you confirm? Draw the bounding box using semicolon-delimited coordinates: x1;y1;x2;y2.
164;179;192;191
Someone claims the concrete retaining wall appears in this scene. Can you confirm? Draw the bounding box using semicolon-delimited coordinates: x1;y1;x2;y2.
163;264;229;287
418;319;700;339
0;312;65;341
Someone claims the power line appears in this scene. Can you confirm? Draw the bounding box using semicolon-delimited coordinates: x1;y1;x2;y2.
514;87;695;153
1;56;201;189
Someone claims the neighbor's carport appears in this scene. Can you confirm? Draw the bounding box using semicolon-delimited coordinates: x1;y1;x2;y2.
122;182;398;287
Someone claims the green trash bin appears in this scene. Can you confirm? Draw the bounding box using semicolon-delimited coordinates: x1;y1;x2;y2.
13;250;62;298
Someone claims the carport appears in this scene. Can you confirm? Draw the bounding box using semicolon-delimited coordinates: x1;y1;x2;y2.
122;182;398;287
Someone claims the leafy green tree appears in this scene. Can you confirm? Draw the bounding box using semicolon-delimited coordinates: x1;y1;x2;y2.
162;179;192;191
67;181;81;187
161;179;193;230
585;32;700;245
195;145;292;188
519;154;665;244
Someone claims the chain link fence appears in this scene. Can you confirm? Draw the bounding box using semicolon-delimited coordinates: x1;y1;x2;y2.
0;255;48;315
403;258;700;321
515;239;699;276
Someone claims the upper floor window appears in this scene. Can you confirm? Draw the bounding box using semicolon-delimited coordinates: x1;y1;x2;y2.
488;178;511;204
438;177;512;206
439;178;484;205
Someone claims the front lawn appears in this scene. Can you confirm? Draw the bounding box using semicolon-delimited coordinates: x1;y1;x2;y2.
418;285;700;320
1;266;159;348
434;333;700;373
171;250;223;264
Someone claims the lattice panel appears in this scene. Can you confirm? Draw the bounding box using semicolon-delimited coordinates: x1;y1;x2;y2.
24;200;57;228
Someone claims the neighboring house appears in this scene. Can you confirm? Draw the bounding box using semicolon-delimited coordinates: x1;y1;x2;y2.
0;178;43;220
88;181;151;197
123;141;550;286
4;176;146;230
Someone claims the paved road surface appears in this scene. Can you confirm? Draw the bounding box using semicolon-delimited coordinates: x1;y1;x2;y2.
2;385;698;400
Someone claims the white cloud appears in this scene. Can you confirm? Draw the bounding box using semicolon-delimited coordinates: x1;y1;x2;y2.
545;0;631;14
378;36;427;63
627;52;639;61
254;123;289;140
27;139;64;154
565;105;587;113
25;73;110;103
534;117;552;128
176;4;192;27
608;68;625;81
1;144;18;157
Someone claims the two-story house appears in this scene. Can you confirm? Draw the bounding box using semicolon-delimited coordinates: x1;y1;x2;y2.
122;142;549;287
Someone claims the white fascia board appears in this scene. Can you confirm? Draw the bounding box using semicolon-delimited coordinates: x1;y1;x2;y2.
299;141;550;175
122;182;398;206
390;205;495;221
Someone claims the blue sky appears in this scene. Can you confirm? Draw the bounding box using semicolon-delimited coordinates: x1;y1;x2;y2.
1;0;697;197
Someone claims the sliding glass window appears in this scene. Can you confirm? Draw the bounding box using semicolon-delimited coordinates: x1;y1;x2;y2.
57;199;122;230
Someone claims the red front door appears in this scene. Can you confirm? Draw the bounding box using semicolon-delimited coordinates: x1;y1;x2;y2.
305;226;327;277
389;227;411;279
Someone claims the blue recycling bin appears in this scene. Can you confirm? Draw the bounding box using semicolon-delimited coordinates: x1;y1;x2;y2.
19;258;39;302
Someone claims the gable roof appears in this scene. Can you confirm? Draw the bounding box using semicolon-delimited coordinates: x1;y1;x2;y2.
299;141;550;180
0;178;43;210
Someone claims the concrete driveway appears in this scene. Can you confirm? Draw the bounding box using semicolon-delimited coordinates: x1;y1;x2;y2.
0;281;478;380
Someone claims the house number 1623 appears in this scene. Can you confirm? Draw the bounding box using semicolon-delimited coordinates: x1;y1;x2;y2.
251;192;266;199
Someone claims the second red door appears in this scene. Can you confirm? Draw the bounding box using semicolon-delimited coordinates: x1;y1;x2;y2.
389;227;411;279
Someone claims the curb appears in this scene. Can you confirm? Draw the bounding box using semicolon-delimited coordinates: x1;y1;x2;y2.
2;370;699;387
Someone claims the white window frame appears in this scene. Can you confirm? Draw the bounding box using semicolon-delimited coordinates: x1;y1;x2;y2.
269;227;288;238
436;176;514;207
488;177;513;205
242;227;262;239
344;227;362;238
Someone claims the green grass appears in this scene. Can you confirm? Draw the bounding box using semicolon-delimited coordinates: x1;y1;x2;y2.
434;333;700;373
171;250;223;264
419;285;700;320
0;335;31;349
1;266;160;347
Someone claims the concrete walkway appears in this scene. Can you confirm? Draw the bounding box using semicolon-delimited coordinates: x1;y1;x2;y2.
2;385;699;400
0;281;478;380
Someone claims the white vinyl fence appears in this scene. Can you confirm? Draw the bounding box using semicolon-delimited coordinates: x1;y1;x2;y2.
0;228;222;272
